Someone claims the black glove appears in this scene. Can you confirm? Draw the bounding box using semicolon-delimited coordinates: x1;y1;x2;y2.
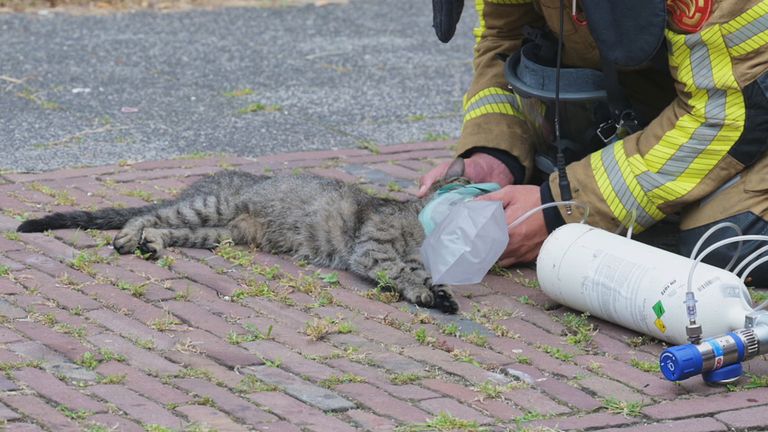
432;0;464;43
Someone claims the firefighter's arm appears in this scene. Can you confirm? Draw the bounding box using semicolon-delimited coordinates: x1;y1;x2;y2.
547;4;768;233
453;0;544;184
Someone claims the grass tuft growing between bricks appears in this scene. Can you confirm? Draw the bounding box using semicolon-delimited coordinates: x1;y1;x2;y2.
237;374;279;393
304;317;355;341
558;312;596;348
319;373;367;388
396;412;488;432
389;372;426;385
227;323;273;344
535;344;574;362
57;404;93;420
116;280;149;298
629;358;660;373
602;397;643;418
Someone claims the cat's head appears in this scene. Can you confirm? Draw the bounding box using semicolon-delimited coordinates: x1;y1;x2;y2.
422;158;471;198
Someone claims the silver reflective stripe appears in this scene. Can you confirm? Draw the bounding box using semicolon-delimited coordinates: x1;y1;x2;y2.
601;144;656;229
464;92;520;114
724;12;768;48
655;33;726;181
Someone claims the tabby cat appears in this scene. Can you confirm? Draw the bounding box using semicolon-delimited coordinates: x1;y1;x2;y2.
17;168;463;313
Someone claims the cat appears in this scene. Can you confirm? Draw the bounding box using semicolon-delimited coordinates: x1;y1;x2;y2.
16;165;468;313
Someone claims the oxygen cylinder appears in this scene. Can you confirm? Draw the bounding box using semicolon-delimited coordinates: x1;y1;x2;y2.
536;224;753;345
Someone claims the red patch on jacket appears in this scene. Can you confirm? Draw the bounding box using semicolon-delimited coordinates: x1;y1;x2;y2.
667;0;713;33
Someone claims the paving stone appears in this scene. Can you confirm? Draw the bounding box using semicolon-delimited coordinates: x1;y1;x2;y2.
347;409;398;431
247;391;358;432
17;233;80;261
1;394;80;432
182;328;261;368
242;340;336;381
87;414;145;432
575;355;682;399
90;385;184;429
174;378;278;424
14;269;102;310
0;401;21;421
96;361;192;406
326;358;437;401
0;298;27;319
165;300;241;338
87;332;181;375
242;316;338;358
14;367;106;413
170;257;242;296
419;397;494;424
6;340;98;382
163;351;245;389
335;382;431;423
595;417;729;432
527;412;640;431
175;405;250;432
244;365;355;412
578;376;650;404
86;309;176;350
0;423;44;431
715;404;768;429
402;345;509;386
420;378;523;421
78;283;168;324
643;387;768;419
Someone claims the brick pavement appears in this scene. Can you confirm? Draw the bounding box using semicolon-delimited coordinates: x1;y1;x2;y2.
0;141;767;431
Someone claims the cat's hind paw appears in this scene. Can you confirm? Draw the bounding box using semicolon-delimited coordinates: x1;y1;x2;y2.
137;228;164;259
432;287;458;314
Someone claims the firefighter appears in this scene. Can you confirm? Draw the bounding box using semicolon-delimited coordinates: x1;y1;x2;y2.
419;0;768;285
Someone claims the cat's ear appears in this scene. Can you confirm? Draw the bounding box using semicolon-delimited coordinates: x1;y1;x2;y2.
443;158;465;180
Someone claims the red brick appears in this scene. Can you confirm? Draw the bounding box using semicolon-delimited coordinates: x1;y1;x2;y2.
368;162;421;181
78;283;167;324
163;350;244;388
715;404;768;429
328;287;412;322
643;387;768;419
378;141;454;154
528;412;640;431
308;167;360;183
103;166;217;182
242;316;338;358
402;345;507;386
0;328;23;344
6;251;96;285
87;309;176;350
174;378;278;424
346;409;398;431
0;236;25;252
87;332;181;375
14;367;105;412
0;424;42;431
420;379;524;421
535;376;602;411
175;405;250;431
247;392;357;432
18;233;80;261
574;355;682;399
0;401;21;421
14;269;101;310
114;254;177;280
335;382;430;423
165;300;241;338
51;229;101;249
1;395;80;431
4;166;122;183
96;361;191;406
180;328;261;368
242;340;335;381
170;257;242;296
12;321;91;362
503;388;570;416
578;376;649;404
419;397;494;424
597;417;728;432
326;358;438;401
88;414;145;432
90;384;183;429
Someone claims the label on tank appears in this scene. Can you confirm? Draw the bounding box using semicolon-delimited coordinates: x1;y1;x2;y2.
582;250;653;335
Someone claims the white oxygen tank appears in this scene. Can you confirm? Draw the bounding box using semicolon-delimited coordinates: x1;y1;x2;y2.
536;224;753;345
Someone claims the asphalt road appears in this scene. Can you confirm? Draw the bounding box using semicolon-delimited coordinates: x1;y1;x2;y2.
0;0;477;172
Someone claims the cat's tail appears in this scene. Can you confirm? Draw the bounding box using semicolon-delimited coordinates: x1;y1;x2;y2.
16;205;159;233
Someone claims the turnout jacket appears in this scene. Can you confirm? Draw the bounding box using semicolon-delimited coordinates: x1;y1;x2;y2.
457;0;768;232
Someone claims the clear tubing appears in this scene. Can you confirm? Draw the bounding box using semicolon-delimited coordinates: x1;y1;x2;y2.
689;222;743;272
733;244;768;279
687;235;768;298
507;201;590;231
741;255;768;285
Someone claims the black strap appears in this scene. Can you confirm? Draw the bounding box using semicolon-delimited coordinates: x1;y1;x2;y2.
598;57;640;141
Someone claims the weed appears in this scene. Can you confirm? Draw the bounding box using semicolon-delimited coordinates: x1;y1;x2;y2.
319;373;366;388
193;395;217;407
237;374;279;393
625;335;651;348
69;251;104;275
134;338;156;350
587;361;603;373
149;313;182;332
228;323;273;344
175;368;214;381
517;295;534;305
516;355;532;365
238;103;281;114
559;312;596;347
98;374;127;384
116;280;148;298
124;189;154;202
414;327;433;345
85;424;111;432
318;272;339;284
215;240;253;267
57;405;92;420
465;330;488;347
337;321;355;334
423;132;451;142
452;349;482;367
3;231;20;241
386;181;403;192
144;425;174;432
630;358;660;373
260;356;282;368
602;398;643;417
536;344;574;362
224;88;254;97
54;323;87;339
389;372;424;385
29;182;75;206
77;352;100;370
305;318;335;341
0;265;9;277
358;140;381;154
396;412;488;431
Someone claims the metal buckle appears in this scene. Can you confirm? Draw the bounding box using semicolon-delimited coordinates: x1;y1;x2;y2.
597;120;617;143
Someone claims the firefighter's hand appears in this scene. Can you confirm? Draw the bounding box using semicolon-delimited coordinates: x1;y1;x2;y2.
417;153;515;198
475;185;547;266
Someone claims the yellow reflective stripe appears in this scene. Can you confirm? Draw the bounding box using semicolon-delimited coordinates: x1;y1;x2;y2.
722;0;768;56
591;148;635;231
463;87;523;122
473;0;485;43
613;145;666;224
639;26;745;205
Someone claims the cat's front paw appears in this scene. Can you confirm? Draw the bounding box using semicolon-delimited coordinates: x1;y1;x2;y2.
113;228;141;254
432;286;458;314
138;228;164;259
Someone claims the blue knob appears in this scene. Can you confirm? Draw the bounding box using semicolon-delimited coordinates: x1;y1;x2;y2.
660;344;703;381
